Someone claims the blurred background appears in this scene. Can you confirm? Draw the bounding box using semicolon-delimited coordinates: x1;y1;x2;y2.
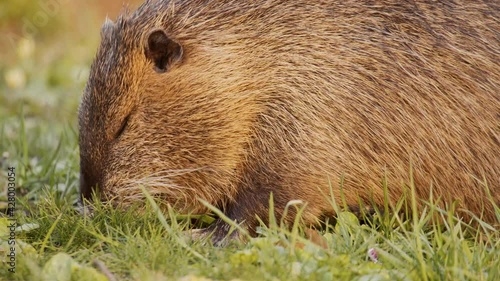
0;0;142;205
1;0;143;121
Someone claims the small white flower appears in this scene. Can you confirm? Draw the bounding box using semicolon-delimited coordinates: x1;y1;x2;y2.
17;38;35;60
5;68;26;90
368;248;380;264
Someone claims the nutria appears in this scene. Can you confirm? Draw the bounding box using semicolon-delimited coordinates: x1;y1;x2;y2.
79;0;499;243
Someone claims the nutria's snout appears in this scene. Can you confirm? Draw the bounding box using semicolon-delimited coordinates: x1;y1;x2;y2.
79;167;100;201
75;172;96;218
80;162;102;202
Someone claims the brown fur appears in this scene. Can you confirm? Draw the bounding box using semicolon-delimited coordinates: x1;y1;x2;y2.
79;0;500;243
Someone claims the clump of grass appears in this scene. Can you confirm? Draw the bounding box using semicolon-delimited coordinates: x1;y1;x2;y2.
2;170;497;281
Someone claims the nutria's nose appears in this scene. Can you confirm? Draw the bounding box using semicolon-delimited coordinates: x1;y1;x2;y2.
79;168;98;201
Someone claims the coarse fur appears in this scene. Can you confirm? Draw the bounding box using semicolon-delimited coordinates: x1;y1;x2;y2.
79;0;500;244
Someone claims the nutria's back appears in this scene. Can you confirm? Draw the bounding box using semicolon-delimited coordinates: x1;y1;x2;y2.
79;0;499;243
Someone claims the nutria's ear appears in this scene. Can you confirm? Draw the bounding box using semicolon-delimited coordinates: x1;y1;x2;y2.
145;29;183;73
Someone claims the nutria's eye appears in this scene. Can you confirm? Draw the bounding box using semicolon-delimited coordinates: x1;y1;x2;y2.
115;115;130;139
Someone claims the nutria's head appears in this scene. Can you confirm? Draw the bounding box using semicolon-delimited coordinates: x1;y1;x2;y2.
78;5;263;213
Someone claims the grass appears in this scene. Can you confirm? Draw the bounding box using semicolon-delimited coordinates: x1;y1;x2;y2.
1;1;499;280
3;178;500;281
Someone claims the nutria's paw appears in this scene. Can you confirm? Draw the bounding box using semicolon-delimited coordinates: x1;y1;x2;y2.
184;228;210;245
187;220;244;247
74;199;94;218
